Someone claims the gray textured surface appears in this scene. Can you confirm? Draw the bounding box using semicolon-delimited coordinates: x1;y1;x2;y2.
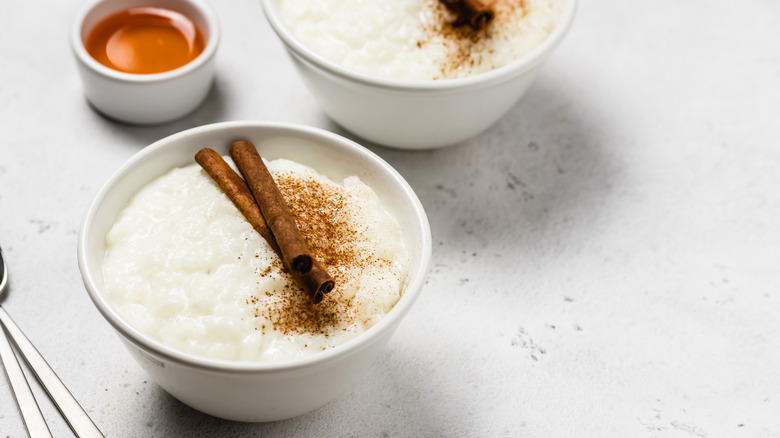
1;0;779;436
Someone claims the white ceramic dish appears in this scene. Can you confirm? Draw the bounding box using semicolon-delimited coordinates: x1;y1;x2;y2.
71;0;220;124
77;121;432;421
260;0;577;149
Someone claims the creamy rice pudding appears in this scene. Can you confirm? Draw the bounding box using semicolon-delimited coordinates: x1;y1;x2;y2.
102;152;409;362
273;0;563;80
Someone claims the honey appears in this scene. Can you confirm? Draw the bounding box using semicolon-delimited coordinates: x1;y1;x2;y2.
86;7;205;74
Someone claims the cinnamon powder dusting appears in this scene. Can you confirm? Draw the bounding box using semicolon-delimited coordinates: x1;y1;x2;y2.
244;170;397;338
422;0;529;79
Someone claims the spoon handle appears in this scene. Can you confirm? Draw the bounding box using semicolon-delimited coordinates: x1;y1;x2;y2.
0;308;104;438
0;318;53;438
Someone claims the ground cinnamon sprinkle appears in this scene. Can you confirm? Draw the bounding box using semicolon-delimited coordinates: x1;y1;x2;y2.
244;169;388;337
421;0;529;79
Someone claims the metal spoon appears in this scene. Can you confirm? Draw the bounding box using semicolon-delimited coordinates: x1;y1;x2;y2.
0;246;104;437
0;246;51;437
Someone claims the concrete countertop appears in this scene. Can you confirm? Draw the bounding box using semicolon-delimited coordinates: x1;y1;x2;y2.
1;0;778;436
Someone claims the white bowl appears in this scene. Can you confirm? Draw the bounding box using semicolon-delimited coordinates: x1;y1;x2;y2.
71;0;220;124
77;121;432;421
260;0;577;149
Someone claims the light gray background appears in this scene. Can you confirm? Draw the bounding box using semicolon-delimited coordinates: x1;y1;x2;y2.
1;0;778;436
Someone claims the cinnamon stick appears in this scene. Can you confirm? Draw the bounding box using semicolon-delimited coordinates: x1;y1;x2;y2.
298;262;335;303
196;146;335;303
194;148;279;253
441;0;494;30
229;140;313;273
228;140;335;304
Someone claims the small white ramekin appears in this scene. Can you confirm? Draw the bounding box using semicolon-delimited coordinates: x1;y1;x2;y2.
260;0;577;149
71;0;220;124
77;121;432;422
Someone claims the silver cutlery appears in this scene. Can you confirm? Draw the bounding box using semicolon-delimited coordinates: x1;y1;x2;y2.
0;245;104;437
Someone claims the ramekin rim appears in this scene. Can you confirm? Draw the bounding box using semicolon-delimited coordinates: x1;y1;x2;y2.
70;0;221;84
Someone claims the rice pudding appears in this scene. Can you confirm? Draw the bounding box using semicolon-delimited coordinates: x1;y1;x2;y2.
102;151;410;363
272;0;564;80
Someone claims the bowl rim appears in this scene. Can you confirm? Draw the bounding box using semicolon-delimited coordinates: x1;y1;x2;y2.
259;0;577;91
70;0;221;83
77;121;432;374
